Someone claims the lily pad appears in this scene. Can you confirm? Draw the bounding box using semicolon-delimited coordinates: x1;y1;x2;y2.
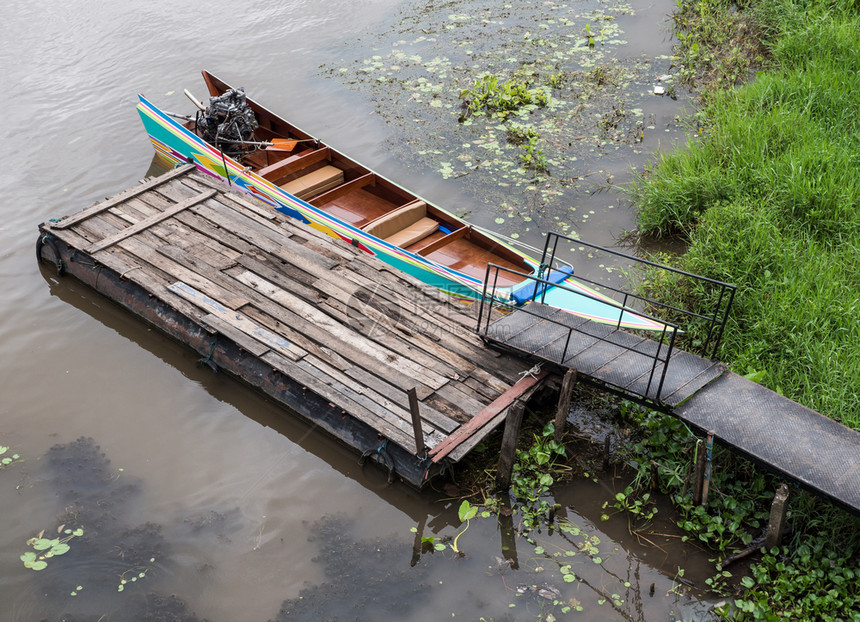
32;538;58;551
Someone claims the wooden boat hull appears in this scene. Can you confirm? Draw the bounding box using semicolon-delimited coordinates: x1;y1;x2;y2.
136;74;667;331
136;97;537;303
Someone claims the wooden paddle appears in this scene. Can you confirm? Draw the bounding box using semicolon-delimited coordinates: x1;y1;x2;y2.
211;138;301;151
265;138;299;151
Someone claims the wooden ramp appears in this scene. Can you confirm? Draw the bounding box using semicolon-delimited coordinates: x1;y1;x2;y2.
482;305;860;514
37;165;545;487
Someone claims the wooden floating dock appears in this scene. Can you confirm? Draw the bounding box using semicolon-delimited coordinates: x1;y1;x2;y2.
37;165;547;487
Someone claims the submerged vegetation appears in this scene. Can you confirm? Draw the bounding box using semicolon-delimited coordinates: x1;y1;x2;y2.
327;0;676;235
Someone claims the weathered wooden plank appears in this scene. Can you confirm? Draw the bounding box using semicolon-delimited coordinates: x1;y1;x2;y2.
283;230;358;263
232;269;450;390
434;382;491;418
424;393;470;424
320;294;466;380
430;370;549;463
344;367;458;433
241;304;351;371
112;198;240;271
324;267;504;369
168;281;306;361
52;164;194;229
300;354;438;441
176;178;346;274
226;271;436;396
461;375;503;402
187;173;290;224
261;350;420;453
200;313;269;357
314;274;481;373
112;236;249;310
470;368;520;393
447;375;548;462
231;255;323;305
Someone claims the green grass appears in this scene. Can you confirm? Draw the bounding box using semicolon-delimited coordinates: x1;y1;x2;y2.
632;0;860;428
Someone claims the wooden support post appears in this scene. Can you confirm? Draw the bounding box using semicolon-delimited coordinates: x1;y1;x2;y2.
692;439;706;505
701;431;715;507
496;401;526;491
554;368;578;443
497;492;519;569
601;436;611;472
407;387;425;456
765;483;790;549
650;460;659;492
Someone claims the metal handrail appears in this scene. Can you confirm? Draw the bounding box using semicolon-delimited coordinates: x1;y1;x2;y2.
477;263;679;403
540;233;736;359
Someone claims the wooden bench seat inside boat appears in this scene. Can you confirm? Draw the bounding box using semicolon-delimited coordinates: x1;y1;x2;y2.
362;201;438;247
279;165;344;200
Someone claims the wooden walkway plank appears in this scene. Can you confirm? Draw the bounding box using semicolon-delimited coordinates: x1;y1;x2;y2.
53;164;195;229
261;351;420;454
224;270;437;397
343;367;459;433
240;304;351;372
86;189;218;254
300;354;440;440
168;282;306;361
231;269;451;390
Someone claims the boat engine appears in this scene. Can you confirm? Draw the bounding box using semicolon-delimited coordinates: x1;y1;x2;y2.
196;88;259;156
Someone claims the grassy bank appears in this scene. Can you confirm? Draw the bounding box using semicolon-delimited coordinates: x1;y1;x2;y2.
632;0;860;428
625;0;860;618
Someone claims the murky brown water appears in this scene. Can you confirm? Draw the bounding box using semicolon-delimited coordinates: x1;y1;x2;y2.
2;0;718;619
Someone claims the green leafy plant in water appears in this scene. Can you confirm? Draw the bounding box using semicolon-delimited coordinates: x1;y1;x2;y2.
116;558;156;592
506;123;538;146
0;445;22;468
603;485;658;530
547;72;567;90
520;134;550;175
459;74;548;120
20;526;84;571
409;527;447;552
450;500;478;556
511;422;568;530
584;23;595;48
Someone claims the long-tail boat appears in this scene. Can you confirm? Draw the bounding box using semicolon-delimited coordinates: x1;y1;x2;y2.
136;71;664;330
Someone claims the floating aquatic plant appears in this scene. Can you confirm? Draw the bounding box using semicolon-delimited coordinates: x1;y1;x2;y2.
324;0;673;234
450;499;478;556
20;526;84;571
116;560;155;592
0;445;22;468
